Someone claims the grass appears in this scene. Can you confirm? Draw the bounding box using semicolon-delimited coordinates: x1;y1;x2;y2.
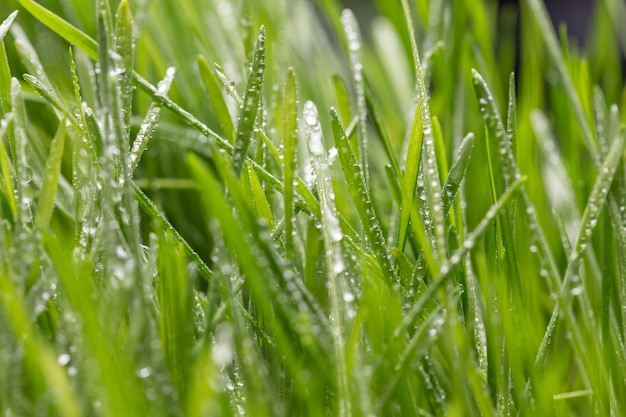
0;0;625;415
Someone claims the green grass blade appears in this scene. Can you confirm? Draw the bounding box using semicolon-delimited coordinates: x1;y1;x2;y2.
400;0;447;262
114;0;134;141
23;74;80;129
129;67;175;172
243;161;274;228
0;267;82;417
198;55;235;142
157;228;193;404
35;120;65;229
304;100;351;417
397;100;423;252
330;107;395;283
0;113;17;219
0;11;17;40
0;12;15;115
524;0;598;162
232;26;266;177
282;67;298;258
340;9;369;187
442;132;475;216
17;0;98;60
132;181;212;281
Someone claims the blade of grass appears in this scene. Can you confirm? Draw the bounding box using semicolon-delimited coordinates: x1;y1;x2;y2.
282;68;298;258
129;67;175;172
198;55;235;142
442;132;475;216
232;26;266;176
0;113;16;219
35;120;65;229
114;0;134;142
330;107;395;283
340;9;369;188
304;100;351;417
400;0;447;262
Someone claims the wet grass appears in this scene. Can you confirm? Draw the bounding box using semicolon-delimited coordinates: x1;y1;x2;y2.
0;0;625;415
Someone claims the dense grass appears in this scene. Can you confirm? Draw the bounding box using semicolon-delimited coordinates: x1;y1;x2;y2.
0;0;625;415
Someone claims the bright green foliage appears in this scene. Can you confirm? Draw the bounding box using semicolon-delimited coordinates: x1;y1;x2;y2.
0;0;625;416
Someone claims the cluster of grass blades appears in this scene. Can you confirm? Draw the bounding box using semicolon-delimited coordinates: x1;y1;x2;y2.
0;0;625;415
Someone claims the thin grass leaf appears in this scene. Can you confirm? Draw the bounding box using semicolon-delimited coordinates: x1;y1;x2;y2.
0;113;17;219
197;55;235;142
561;129;623;311
400;0;447;262
114;0;134;141
397;100;423;252
35;120;65;229
0;12;14;115
23;74;80;129
340;9;369;187
0;11;17;40
132;181;212;281
365;85;402;179
304;100;351;417
333;74;352;126
129;67;175;172
330;107;395;283
10;77;33;225
243;161;274;228
17;0;98;60
157;228;193;404
431;117;448;181
442;132;474;215
282;67;298;258
232;26;266;176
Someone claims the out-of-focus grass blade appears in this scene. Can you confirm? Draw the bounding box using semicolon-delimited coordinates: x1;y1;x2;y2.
331;108;395;283
282;68;298;258
333;74;352;126
12;23;50;86
365;85;401;179
10;77;32;224
198;55;235;143
243;161;274;228
45;234;146;417
341;9;369;186
0;267;82;417
232;26;266;176
129;67;175;172
524;0;598;161
114;0;134;141
17;0;98;60
442;133;474;215
0;12;16;116
35;120;65;229
0;11;17;40
0;113;16;219
157;228;193;403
